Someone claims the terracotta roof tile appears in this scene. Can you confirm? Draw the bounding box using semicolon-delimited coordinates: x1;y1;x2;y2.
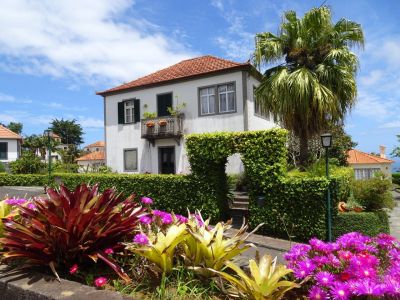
84;141;105;148
347;149;394;164
0;125;22;139
97;55;251;95
76;151;105;161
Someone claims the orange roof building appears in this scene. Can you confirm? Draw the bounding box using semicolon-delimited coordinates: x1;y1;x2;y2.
76;151;105;162
0;125;22;162
347;147;394;180
0;125;22;139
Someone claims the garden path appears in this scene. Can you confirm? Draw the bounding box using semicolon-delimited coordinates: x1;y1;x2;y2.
389;190;400;240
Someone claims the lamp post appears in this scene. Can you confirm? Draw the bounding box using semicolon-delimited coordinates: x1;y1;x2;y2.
321;133;333;242
44;129;52;181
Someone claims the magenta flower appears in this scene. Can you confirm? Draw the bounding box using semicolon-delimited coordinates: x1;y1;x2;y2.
315;271;335;286
175;214;188;223
141;197;153;205
152;210;164;217
5;198;27;206
308;286;328;300
69;264;78;274
293;259;316;279
353;279;383;296
104;248;114;255
26;203;36;210
133;233;149;245
331;282;350;300
161;213;173;224
139;215;152;225
94;277;108;287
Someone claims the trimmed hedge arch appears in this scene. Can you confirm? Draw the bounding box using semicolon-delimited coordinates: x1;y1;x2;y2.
186;129;288;220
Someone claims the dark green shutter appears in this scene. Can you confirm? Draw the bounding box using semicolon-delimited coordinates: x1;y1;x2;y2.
118;102;125;124
134;99;140;123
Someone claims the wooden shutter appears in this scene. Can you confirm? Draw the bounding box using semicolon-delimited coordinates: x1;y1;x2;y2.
118;102;125;124
134;99;140;123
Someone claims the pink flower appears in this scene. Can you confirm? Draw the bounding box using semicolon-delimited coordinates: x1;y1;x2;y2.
161;213;173;224
94;276;108;287
69;264;78;274
133;233;149;245
139;215;152;225
175;214;188;223
104;248;114;255
309;285;328;300
315;271;335;286
141;197;153;205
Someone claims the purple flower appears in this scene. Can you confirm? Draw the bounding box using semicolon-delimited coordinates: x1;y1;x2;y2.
5;198;27;206
194;213;205;227
26;203;36;210
331;282;350;300
338;250;353;261
161;213;173;225
374;233;397;250
284;244;312;262
315;271;335;286
309;238;331;252
104;248;114;255
94;277;107;287
139;215;152;225
308;286;329;300
152;210;164;217
353;279;383;296
175;214;188;223
141;197;153;205
133;233;149;245
293;259;316;279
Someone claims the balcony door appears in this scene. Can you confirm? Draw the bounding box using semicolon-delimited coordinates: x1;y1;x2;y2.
157;93;172;117
158;146;175;174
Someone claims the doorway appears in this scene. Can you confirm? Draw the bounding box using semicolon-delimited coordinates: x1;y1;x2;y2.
158;146;175;174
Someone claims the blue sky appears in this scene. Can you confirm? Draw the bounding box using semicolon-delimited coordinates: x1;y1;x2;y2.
0;0;399;168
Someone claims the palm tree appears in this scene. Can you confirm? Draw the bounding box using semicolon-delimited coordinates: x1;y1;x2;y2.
253;6;364;167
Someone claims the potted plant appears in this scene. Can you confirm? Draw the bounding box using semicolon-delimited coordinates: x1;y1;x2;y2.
158;119;168;126
146;121;155;128
167;102;186;117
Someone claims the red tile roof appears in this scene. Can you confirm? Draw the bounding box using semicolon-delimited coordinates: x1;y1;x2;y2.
84;141;105;148
97;55;252;95
76;151;105;161
0;125;22;139
347;149;394;164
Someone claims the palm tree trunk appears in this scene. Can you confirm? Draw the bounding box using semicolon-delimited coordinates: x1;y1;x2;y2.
299;132;309;170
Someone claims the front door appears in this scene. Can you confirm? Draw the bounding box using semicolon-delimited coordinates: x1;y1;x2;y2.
159;147;175;174
157;93;172;117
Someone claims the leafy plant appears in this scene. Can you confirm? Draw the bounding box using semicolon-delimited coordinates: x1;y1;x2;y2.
0;183;146;282
9;151;46;174
183;213;261;277
167;102;186;116
212;254;298;300
352;176;394;211
0;200;13;237
143;112;157;119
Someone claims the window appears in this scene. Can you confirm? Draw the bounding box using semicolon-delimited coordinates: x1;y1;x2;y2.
254;86;269;119
354;168;380;180
124;100;135;123
0;142;7;160
218;84;235;113
199;82;236;116
199;87;215;115
124;149;138;171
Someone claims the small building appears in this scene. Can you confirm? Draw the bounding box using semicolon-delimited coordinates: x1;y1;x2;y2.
76;151;105;172
83;141;105;153
0;125;22;165
347;146;394;180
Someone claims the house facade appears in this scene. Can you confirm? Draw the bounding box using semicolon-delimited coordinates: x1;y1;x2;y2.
98;56;276;174
347;146;394;180
76;141;106;172
0;125;22;165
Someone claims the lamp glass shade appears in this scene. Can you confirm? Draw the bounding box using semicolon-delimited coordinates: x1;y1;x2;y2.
321;133;333;148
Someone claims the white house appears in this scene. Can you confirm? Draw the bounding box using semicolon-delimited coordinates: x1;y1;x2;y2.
97;55;276;174
347;146;394;179
76;141;106;172
0;124;22;164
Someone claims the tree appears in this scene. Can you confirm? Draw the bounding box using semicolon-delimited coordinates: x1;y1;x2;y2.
22;134;47;158
7;122;23;135
50;119;84;146
392;134;400;158
9;152;46;174
253;6;364;168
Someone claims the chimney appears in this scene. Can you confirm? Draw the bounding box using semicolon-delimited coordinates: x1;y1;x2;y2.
379;145;386;158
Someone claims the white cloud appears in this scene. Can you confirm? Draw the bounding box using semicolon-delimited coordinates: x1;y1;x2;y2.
0;92;32;103
359;70;383;86
78;117;103;128
0;0;195;85
353;91;394;120
380;121;400;129
0;114;17;123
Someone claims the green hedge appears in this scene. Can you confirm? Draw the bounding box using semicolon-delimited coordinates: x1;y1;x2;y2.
333;211;389;238
393;173;400;185
0;173;220;221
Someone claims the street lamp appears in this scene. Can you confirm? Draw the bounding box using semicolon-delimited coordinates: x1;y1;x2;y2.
43;129;52;181
321;133;333;242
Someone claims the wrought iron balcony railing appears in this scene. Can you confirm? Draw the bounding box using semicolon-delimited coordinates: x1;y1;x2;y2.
141;115;183;142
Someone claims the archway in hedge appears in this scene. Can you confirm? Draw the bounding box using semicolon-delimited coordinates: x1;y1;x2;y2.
185;129;288;221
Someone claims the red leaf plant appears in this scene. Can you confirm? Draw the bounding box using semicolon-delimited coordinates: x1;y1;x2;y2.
0;183;146;283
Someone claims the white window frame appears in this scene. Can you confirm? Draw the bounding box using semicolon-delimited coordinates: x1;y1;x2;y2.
354;168;380;180
124;100;135;124
198;82;236;116
218;84;236;113
199;87;215;115
124;148;138;172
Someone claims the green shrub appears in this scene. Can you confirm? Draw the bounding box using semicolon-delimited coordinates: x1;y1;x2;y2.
352;177;394;211
9;152;46;174
52;161;79;173
333;211;389;238
0;162;6;173
393;173;400;185
0;173;220;221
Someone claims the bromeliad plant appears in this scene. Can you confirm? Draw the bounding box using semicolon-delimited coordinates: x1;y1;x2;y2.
0;200;13;237
0;183;146;282
212;254;299;300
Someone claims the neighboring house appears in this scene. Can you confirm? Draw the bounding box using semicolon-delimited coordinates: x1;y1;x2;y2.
347;146;394;180
76;151;105;172
97;55;277;174
83;141;105;153
0;124;22;164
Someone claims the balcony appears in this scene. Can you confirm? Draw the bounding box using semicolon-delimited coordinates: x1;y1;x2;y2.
141;115;183;145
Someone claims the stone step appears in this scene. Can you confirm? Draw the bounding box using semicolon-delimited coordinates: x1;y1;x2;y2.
232;197;249;204
231;202;249;210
